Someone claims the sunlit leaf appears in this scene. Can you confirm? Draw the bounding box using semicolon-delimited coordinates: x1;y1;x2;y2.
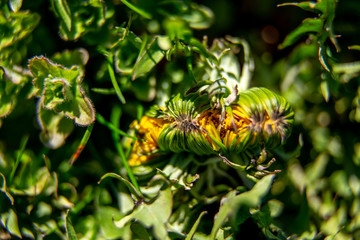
132;37;165;80
96;206;126;239
9;0;23;12
0;9;40;51
0;209;22;238
29;56;95;126
183;4;214;29
0;172;14;205
51;0;106;40
51;0;72;31
348;45;360;51
279;18;323;49
120;0;152;19
65;211;78;240
277;2;320;13
320;81;330;102
114;178;172;240
185;211;207;240
52;48;89;69
37;105;74;149
210;174;274;239
0;68;16;118
10;167;58;197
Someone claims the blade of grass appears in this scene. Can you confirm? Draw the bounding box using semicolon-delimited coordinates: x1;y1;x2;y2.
110;106;140;191
185;211;207;240
107;55;126;104
65;210;78;240
91;88;116;95
69;123;94;165
9;135;29;184
120;0;152;19
96;113;144;141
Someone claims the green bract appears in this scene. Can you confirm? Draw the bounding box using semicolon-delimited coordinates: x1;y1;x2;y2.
236;87;295;149
156;94;215;155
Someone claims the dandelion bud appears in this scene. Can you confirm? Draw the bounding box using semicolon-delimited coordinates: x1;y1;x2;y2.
236;87;294;149
157;94;215;155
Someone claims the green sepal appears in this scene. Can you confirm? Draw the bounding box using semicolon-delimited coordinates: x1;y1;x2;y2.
158;124;186;153
187;129;215;155
157;93;214;155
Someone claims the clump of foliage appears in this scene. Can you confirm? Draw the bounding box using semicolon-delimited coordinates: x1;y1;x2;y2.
1;0;360;239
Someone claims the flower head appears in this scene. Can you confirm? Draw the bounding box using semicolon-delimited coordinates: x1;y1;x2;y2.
128;116;168;166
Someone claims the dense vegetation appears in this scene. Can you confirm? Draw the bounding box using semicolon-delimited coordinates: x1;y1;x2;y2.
1;0;360;239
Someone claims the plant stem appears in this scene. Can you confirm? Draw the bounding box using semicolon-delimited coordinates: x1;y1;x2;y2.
110;106;140;191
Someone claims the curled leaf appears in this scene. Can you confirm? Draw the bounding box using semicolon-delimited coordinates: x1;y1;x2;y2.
29;56;95;126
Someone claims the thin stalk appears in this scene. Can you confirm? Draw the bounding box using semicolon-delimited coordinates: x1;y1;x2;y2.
107;55;126;104
91;88;116;95
120;0;152;19
110;106;140;191
9;135;29;184
69;123;94;165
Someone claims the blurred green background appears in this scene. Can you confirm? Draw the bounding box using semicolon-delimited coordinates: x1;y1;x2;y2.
1;0;360;239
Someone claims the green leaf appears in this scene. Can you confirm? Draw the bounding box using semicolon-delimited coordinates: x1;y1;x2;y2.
348;45;360;51
37;106;74;149
0;10;40;51
10;167;57;197
96;206;126;239
52;48;89;69
210;174;275;239
7;209;22;238
52;0;72;31
120;0;152;19
164;18;193;43
0;209;22;238
114;178;172;240
0;172;14;205
29;56;95;126
130;222;151;239
114;29;143;74
320;80;330;102
9;134;29;184
132;37;165;80
183;4;214;30
65;211;78;240
250;205;272;229
277;2;320;13
279;18;323;49
51;0;106;40
0;68;16;118
9;0;23;12
185;211;207;240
